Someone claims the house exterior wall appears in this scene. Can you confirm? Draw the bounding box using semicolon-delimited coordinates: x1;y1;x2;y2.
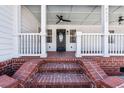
21;6;40;33
0;6;18;61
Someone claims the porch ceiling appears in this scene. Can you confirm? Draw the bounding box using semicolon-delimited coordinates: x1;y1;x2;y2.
24;5;124;25
47;5;101;25
109;6;124;25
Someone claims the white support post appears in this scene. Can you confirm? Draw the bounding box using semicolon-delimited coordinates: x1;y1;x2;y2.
101;5;109;57
75;31;82;57
13;5;20;58
41;5;47;57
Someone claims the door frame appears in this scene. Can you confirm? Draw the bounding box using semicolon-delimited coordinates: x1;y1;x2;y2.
56;29;66;51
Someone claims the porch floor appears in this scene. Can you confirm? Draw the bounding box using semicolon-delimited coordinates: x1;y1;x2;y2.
47;52;76;58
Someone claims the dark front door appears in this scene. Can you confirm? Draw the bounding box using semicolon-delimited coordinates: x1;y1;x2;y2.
56;29;66;51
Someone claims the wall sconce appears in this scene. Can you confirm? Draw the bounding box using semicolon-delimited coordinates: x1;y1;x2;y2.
67;30;69;34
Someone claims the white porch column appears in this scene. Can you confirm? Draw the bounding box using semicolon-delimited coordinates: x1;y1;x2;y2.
75;31;82;57
13;5;20;58
101;5;109;57
41;5;47;57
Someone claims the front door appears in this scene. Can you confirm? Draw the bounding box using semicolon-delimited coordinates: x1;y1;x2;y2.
56;29;66;51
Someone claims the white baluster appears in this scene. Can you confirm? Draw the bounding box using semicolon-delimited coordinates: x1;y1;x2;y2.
20;35;21;54
94;35;96;54
26;35;28;54
33;35;35;54
83;35;85;54
40;35;42;54
22;35;24;54
109;35;111;54
99;35;102;54
81;35;83;54
36;35;38;54
113;35;114;54
87;35;90;54
85;35;87;54
89;35;91;53
96;35;99;54
120;35;122;54
90;35;92;54
29;35;30;54
121;35;124;54
115;35;118;54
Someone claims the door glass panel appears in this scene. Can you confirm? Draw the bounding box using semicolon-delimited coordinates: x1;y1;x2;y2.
59;32;63;42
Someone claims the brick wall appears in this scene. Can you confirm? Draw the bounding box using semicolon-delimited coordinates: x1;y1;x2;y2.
79;59;108;87
0;75;19;88
94;57;124;76
0;58;31;76
80;58;124;88
12;59;43;88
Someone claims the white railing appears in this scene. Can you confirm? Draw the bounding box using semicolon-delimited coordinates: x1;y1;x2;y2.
80;33;103;55
108;34;124;55
78;33;124;56
18;33;43;56
18;33;124;57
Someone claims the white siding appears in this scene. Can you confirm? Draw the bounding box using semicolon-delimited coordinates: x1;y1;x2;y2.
0;5;18;61
21;6;40;33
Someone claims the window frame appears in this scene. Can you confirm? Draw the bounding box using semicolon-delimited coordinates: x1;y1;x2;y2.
47;29;52;43
70;29;76;43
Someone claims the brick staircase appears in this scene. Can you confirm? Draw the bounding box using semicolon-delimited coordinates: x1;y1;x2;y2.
25;60;92;88
1;56;124;88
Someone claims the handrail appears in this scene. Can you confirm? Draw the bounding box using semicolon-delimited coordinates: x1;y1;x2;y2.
18;33;46;35
80;33;103;35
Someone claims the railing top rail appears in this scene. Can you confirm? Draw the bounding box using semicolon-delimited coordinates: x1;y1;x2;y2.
109;33;124;35
81;33;103;35
80;33;124;36
18;33;45;35
18;33;124;36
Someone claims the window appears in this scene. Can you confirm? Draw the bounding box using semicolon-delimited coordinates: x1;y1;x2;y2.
108;30;114;44
70;29;76;43
47;29;52;43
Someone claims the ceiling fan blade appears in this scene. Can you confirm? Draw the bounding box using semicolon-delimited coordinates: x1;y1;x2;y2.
56;20;61;24
56;15;61;19
62;19;71;22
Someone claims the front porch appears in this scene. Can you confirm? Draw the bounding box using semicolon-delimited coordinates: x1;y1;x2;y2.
16;5;124;59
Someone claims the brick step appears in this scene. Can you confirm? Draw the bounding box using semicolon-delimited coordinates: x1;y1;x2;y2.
25;72;92;88
38;62;82;73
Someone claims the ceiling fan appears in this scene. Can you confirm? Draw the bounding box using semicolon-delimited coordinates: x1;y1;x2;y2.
118;16;124;25
111;16;124;25
56;15;71;24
